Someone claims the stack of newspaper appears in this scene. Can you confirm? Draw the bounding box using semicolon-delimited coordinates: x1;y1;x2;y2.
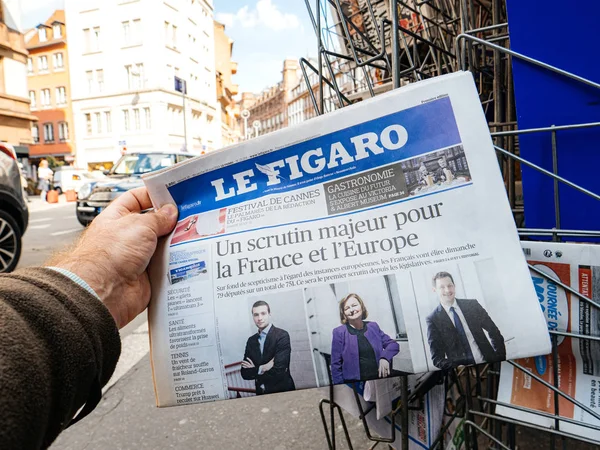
143;71;551;408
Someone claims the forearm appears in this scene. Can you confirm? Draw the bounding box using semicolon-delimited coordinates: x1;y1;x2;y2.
0;268;121;449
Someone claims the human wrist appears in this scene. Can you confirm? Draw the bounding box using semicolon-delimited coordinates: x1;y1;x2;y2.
50;253;121;326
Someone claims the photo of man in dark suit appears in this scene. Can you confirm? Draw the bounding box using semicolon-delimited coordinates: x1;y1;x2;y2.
240;301;296;395
426;272;506;370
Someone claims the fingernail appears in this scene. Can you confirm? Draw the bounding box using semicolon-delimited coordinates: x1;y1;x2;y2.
161;204;178;218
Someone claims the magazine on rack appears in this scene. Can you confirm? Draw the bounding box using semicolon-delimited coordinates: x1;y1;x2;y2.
142;71;550;407
497;241;600;440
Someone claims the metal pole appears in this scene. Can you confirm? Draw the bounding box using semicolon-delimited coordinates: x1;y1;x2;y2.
391;0;400;89
243;117;248;140
401;375;409;450
317;0;324;114
182;83;188;151
551;127;561;241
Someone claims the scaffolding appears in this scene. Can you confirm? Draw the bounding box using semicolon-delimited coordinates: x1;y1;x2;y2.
301;0;600;448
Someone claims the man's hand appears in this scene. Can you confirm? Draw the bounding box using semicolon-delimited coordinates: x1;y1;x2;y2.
241;357;255;369
49;187;178;329
259;358;274;373
378;359;390;378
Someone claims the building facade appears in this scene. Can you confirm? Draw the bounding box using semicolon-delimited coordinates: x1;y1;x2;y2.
26;10;75;164
240;59;299;139
0;0;35;159
213;20;240;148
65;0;221;170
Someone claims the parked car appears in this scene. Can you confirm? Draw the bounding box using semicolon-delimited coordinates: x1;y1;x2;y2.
53;167;105;195
0;143;29;272
76;151;194;226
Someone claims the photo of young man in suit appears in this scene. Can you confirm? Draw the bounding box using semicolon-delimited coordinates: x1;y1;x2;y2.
240;301;296;395
426;271;506;370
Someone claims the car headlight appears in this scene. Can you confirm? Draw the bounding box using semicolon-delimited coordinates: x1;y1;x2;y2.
78;183;93;200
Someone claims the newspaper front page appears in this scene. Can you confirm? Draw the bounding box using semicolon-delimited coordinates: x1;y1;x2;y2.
497;241;600;440
143;71;550;407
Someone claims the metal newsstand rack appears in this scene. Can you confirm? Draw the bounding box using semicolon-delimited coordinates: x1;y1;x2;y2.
301;0;600;448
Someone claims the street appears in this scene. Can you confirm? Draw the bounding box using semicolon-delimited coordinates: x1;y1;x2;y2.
18;197;370;450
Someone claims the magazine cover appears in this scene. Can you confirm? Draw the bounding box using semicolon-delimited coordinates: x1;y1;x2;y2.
143;71;550;407
496;241;600;440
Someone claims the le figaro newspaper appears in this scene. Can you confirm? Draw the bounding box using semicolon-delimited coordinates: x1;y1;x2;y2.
143;71;550;407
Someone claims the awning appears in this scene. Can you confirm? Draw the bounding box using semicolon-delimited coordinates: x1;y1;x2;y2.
28;153;70;159
13;145;29;157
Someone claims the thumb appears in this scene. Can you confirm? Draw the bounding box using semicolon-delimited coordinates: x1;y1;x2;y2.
142;203;178;237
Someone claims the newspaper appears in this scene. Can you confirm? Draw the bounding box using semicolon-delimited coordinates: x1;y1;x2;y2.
143;71;550;407
497;241;600;440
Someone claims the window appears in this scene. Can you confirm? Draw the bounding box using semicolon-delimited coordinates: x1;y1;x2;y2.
86;71;93;94
27;58;33;73
32;124;39;143
164;21;169;44
83;28;90;52
43;123;54;143
172;25;177;48
143;107;151;129
97;69;104;92
38;56;48;72
56;87;66;105
122;21;130;43
132;19;141;43
41;89;51;107
38;27;47;42
85;114;92;135
29;91;36;108
125;64;144;90
94;112;102;134
92;27;101;51
105;111;112;133
53;24;61;39
136;63;144;88
58;122;69;141
123;110;130;131
53;52;64;69
133;108;140;130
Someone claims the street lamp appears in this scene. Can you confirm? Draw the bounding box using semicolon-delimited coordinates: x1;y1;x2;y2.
241;109;250;140
252;120;261;138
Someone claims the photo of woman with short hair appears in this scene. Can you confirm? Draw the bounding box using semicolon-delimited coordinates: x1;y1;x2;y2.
330;293;400;384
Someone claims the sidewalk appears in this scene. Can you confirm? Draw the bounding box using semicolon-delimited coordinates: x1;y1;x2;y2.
27;194;76;213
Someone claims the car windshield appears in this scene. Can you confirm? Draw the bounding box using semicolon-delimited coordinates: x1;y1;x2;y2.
111;154;176;175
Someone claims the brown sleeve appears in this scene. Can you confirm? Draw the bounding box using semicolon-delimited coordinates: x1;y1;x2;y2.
0;268;121;449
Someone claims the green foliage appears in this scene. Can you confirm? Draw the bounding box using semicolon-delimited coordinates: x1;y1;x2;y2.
46;156;64;170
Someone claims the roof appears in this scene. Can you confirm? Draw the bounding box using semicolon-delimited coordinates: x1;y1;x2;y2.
26;10;66;49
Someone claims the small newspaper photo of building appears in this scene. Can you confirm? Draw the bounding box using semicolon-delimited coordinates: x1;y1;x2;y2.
401;145;471;196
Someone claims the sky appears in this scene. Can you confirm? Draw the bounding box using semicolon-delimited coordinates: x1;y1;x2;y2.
19;0;318;94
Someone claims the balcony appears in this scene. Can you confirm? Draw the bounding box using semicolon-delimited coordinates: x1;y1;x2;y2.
230;61;238;75
0;23;26;56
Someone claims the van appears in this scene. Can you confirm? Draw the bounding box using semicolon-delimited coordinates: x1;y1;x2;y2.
53;167;103;194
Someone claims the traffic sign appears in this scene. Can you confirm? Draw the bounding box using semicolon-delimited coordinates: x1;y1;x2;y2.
174;76;187;94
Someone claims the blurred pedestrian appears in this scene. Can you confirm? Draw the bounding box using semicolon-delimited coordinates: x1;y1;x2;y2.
37;159;53;201
0;187;178;449
18;162;30;203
